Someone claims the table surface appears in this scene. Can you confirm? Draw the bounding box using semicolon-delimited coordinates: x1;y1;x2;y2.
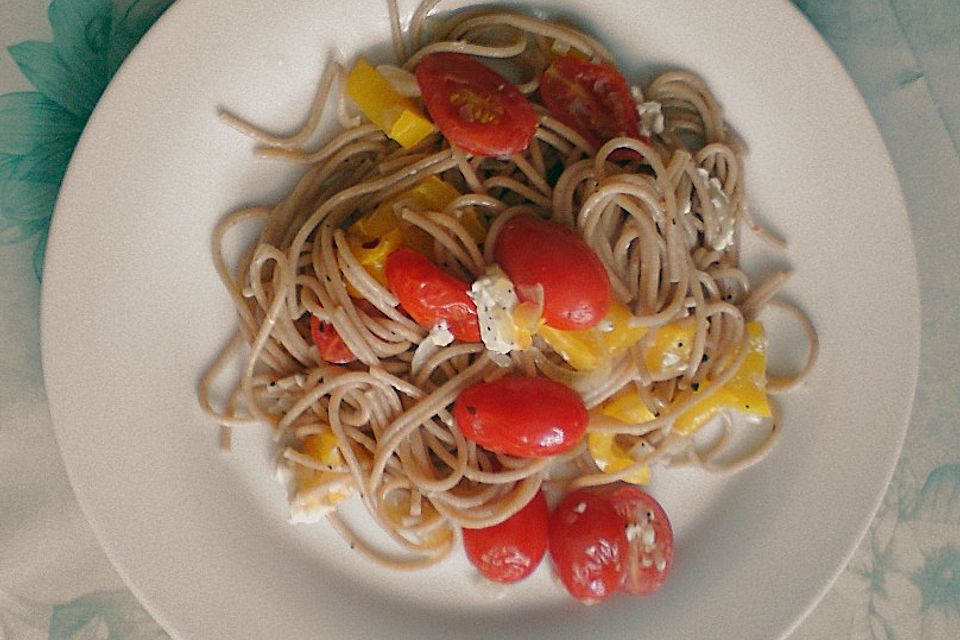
1;1;958;638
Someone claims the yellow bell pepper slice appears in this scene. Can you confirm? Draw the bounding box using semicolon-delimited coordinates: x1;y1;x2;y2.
383;490;453;547
672;386;739;436
510;300;543;351
600;387;657;424
642;317;697;374
291;432;353;519
404;175;462;212
539;323;606;371
588;432;651;484
349;176;463;257
302;431;344;466
588;389;657;485
670;321;771;436
458;208;488;244
350;203;400;240
346;59;434;149
346;227;403;291
600;300;648;352
723;321;772;417
539;300;648;371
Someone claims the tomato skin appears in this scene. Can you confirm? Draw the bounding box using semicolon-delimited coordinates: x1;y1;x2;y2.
384;247;481;342
454;376;588;457
463;490;549;583
309;315;357;364
548;489;627;603
416;52;537;157
540;55;639;151
605;485;674;595
494;215;611;330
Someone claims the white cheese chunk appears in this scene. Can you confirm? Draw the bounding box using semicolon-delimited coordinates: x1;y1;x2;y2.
636;101;664;137
427;320;455;347
468;266;522;355
697;168;736;251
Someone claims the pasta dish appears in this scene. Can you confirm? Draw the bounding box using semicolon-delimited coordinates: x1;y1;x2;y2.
199;0;817;602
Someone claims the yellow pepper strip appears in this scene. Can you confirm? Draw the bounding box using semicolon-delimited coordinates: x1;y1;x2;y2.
350;202;400;240
404;175;462;211
670;321;771;436
590;388;656;484
345;59;434;149
600;387;656;424
349;176;463;258
539;323;605;371
346;227;403;294
293;432;352;514
511;301;544;351
539;300;647;371
600;300;648;353
723;321;772;417
383;490;452;547
302;431;343;466
672;386;739;436
588;432;651;484
642;317;697;374
394;177;463;252
457;208;488;244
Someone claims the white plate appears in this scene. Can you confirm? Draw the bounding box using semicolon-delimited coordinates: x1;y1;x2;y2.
41;1;920;638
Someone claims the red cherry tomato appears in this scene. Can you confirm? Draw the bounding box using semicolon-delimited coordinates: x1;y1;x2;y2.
385;247;481;342
463;490;549;583
309;315;357;364
548;489;627;603
540;55;640;151
606;485;674;595
454;376;588;457
493;215;611;330
416;52;537;157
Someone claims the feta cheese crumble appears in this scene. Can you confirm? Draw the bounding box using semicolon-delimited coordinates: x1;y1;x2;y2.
636;101;664;137
426;320;455;347
697;168;735;251
468;266;523;355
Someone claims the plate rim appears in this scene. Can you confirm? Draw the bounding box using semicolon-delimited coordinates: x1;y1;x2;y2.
40;1;921;638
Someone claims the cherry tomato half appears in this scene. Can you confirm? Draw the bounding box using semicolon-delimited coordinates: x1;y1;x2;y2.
548;489;627;603
540;55;639;151
463;490;549;583
494;215;611;330
416;52;537;157
384;247;481;342
606;485;674;595
309;315;357;364
454;375;588;458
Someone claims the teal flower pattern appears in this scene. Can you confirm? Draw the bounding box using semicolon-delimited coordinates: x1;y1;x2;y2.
49;591;169;640
838;461;960;638
0;589;168;640
0;0;174;277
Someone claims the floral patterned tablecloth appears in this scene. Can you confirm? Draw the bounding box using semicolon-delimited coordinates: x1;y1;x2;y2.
1;1;958;638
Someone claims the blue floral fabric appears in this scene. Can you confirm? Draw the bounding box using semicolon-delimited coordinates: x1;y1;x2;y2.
844;463;960;638
1;589;167;639
0;0;173;276
0;1;958;638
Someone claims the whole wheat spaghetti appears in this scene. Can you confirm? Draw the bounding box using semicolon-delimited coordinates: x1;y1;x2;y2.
199;0;818;571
